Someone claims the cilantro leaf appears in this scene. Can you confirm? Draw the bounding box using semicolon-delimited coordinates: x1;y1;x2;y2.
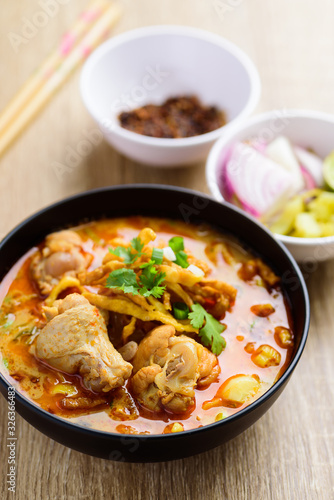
141;285;165;299
109;237;144;264
200;316;226;355
109;246;134;264
139;261;166;298
189;303;226;355
106;268;140;295
131;236;144;255
106;261;167;298
188;303;206;328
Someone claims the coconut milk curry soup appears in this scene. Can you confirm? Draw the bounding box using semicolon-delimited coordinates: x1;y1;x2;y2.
0;217;294;435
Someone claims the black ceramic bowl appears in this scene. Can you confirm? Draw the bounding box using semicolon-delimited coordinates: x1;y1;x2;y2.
0;185;309;462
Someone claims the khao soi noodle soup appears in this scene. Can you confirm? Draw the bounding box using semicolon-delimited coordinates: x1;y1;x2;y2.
0;217;294;435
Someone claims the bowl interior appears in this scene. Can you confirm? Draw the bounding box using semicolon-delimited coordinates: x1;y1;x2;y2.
81;27;257;131
0;186;309;460
207;112;334;247
213;113;334;194
0;185;308;359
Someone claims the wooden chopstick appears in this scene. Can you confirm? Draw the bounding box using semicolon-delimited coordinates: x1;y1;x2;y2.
0;0;111;135
0;1;121;158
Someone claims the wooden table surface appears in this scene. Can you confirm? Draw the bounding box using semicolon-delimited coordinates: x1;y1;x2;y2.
1;1;334;499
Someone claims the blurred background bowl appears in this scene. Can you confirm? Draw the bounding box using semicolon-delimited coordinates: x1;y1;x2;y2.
206;109;334;262
80;25;261;167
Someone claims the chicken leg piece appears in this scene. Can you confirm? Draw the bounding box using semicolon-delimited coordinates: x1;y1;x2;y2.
31;230;90;295
131;325;220;413
33;293;132;392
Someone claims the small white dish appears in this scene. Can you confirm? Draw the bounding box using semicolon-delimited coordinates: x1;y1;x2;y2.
206;109;334;263
80;25;260;167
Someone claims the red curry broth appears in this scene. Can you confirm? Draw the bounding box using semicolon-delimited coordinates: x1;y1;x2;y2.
0;217;294;435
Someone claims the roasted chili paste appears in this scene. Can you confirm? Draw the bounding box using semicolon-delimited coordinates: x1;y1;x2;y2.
118;96;226;138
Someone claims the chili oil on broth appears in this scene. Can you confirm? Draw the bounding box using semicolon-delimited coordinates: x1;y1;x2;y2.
0;217;294;435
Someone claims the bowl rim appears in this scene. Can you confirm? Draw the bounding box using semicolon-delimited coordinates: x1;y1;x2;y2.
206;108;334;247
80;24;261;148
0;184;310;442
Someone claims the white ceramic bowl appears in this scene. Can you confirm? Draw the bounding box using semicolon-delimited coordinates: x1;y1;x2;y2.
80;25;260;167
206;109;334;263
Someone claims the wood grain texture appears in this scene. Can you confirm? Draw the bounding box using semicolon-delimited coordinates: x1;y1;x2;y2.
1;1;334;499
